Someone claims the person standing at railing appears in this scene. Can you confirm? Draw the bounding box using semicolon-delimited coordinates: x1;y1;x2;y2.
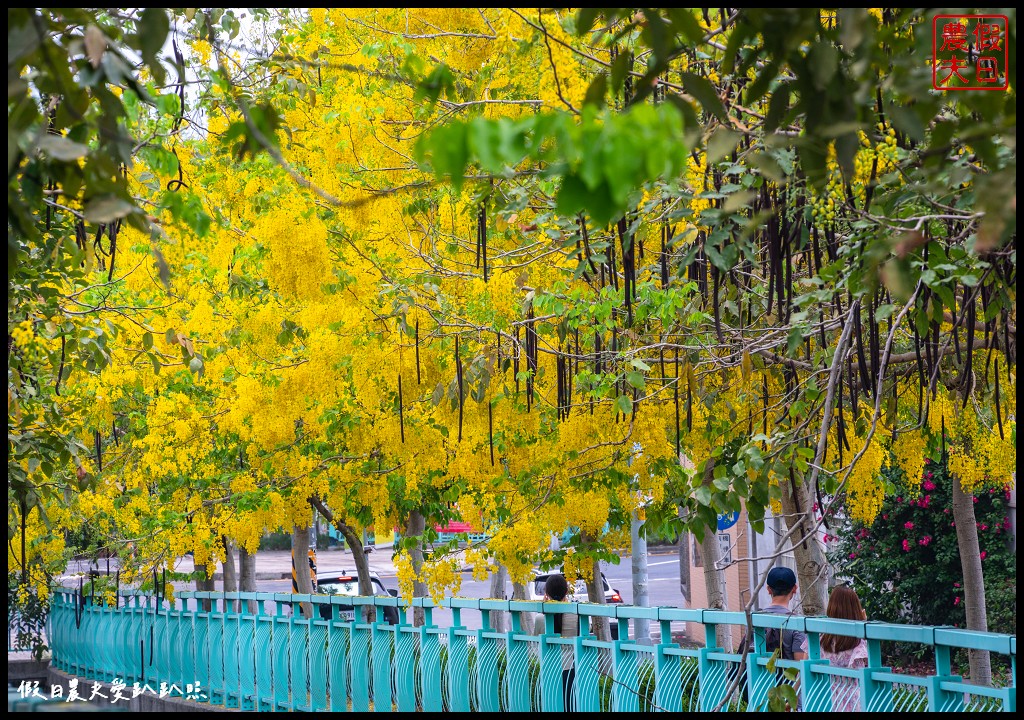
819;584;869;712
532;574;578;710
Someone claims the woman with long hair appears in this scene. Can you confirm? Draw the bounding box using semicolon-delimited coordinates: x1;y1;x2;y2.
820;584;869;711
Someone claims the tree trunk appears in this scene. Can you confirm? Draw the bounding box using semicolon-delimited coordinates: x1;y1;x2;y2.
581;529;611;641
951;471;992;686
631;511;651;644
239;544;257;613
405;509;429;627
778;469;828;617
511;579;529;633
196;572;215;613
308;498;376;622
292;524;315;618
488;563;510;632
222;536;238;612
696;458;732;650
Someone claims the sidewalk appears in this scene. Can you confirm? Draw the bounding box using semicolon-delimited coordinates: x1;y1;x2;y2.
173;541;402;581
63;541;678;584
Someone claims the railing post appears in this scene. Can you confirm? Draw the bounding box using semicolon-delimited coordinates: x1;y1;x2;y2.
308;597;329;711
272;595;292;710
505;605;532;712
446;607;471;711
393;618;417;712
418;606;443;713
538;610;564;711
574;612;602;712
697;615;722;711
654;617;682;712
371;599;394;713
327;599;351;712
475;601;504;712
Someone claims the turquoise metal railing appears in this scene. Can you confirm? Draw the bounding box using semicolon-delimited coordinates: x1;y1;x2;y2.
47;589;1017;712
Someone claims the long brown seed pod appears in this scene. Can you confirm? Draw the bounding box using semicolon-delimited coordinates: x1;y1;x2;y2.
962;289;976;408
994;361;1004;440
674;349;681;457
455;336;464;441
415;320;421;385
488;401;495;465
398;374;405;443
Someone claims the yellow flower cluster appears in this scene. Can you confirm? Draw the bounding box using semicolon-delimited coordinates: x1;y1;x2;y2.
845;432;887;524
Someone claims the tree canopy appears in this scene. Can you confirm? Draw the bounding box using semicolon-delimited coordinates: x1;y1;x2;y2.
8;9;1016;624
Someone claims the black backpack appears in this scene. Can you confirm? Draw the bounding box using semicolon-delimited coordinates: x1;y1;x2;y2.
747;623;794;660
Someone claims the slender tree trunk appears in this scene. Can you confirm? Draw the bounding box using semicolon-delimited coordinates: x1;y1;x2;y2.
292;524;315;618
196;572;215;613
696;458;732;650
239;544;257;613
488;563;510;632
951;471;992;686
631;511;651;644
581;529;611;641
222;536;238;612
778;470;828;616
404;509;429;627
307;498;376;621
511;579;529;633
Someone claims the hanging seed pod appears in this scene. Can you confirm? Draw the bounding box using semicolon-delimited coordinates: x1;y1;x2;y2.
107;219;119;282
853;300;871;399
951;282;962;364
514;327;520;396
712;265;724;343
455;336;464;441
617;217;635;326
673;349;681;457
415;320;421;385
685;362;693;432
580;215;598;279
913;323;925;422
95;430;103;472
660;211;670;289
478;203;489;282
994;361;1004;440
488;401;495;465
398;374;405;443
962;289;976;408
847;354;859;418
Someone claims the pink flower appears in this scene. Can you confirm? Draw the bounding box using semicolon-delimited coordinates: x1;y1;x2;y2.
923;479;936;491
978;523;988;531
904;521;914;530
883;514;889;520
954;597;961;606
944;508;950;514
901;539;911;552
973;496;978;503
925;470;933;478
897;496;903;503
918;536;932;546
980;551;987;560
848;552;856;559
953;582;961;588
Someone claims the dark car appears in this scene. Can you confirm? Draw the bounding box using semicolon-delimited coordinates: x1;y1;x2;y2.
315;570;400;624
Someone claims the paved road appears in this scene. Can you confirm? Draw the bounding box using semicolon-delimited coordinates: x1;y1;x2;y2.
60;545;687;641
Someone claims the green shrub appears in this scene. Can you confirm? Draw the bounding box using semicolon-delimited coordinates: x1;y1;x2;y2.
827;460;1016;667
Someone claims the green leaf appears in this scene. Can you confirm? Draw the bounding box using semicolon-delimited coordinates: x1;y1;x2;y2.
874;304;896;322
625;371;645;390
679;71;728;123
35;135;89;161
138;9;169;82
614;394;633;415
583;72;607;109
84;195;135;224
142;332;153;350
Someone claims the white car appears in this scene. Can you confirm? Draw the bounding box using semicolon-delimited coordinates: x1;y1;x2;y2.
529;571;623;639
315;569;399;624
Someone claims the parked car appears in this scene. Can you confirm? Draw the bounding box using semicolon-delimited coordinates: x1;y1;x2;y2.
315;570;400;624
529;571;623;639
